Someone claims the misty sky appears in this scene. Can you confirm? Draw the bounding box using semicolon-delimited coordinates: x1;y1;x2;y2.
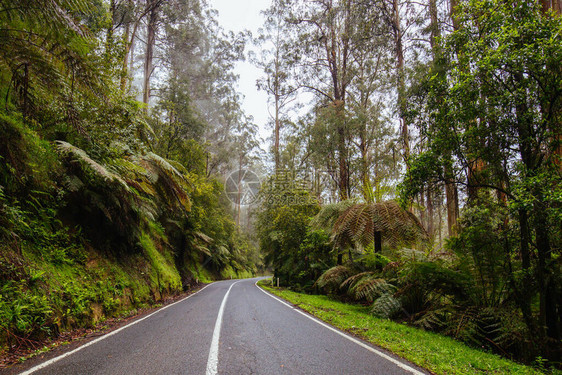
210;0;270;141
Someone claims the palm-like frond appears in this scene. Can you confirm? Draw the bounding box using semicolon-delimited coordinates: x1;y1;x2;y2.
0;0;104;119
347;275;395;302
371;293;402;319
141;153;191;212
316;265;354;291
332;201;428;250
340;271;374;290
56;141;128;188
55;141;193;251
310;199;357;232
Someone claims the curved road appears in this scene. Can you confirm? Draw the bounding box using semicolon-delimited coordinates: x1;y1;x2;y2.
9;278;428;375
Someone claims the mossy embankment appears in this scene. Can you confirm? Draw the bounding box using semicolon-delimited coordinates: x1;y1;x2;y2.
0;111;258;355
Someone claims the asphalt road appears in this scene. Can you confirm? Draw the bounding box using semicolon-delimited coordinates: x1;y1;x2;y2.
9;278;428;375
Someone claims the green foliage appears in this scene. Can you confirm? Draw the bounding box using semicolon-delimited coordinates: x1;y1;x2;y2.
0;112;60;195
396;0;562;362
260;282;548;375
332;201;429;250
257;180;320;289
316;265;355;294
0;0;260;356
0;282;53;343
448;199;516;307
139;231;181;292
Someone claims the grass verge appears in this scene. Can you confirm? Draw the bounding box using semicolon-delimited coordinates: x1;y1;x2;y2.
258;280;555;375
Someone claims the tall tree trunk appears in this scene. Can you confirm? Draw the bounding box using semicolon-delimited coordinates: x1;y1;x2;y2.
392;0;408;165
426;186;434;237
534;205;559;341
274;91;280;170
443;0;460;234
445;164;459;236
129;30;136;76
106;0;115;56
273;24;282;171
334;0;352;201
358;79;371;202
335;101;350;201
143;0;158;106
120;19;131;91
515;209;535;334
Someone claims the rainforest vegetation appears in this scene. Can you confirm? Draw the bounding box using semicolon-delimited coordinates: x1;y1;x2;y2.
0;0;262;353
0;0;560;371
254;0;561;369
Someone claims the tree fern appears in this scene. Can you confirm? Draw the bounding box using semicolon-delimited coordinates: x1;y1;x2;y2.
56;141;128;187
0;0;104;118
55;141;194;252
371;293;402;319
332;201;428;250
310;199;357;232
316;265;354;292
347;275;396;302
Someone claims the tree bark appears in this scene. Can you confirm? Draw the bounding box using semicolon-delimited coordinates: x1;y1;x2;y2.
374;231;382;254
143;0;159;106
445;165;459;236
426;186;434;237
392;0;408;166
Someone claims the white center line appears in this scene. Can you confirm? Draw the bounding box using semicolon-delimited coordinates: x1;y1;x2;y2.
205;280;241;375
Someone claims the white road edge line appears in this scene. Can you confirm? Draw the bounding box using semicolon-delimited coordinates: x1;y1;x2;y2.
255;279;426;375
18;284;212;375
206;280;242;375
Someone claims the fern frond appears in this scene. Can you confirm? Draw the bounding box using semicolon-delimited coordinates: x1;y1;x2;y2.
316;265;354;291
371;293;402;318
310;199;356;231
332;201;428;250
56;141;128;188
141;153;191;212
340;271;374;290
350;277;395;302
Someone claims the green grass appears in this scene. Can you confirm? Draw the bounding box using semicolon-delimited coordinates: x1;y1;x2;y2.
258;280;552;375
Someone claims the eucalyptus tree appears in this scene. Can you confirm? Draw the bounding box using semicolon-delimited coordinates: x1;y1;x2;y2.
280;0;387;200
253;0;299;171
344;13;397;202
256;0;406;203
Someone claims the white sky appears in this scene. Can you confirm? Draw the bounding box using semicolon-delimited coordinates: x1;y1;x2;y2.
210;0;271;142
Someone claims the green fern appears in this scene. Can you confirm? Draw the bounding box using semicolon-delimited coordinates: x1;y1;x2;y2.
332;201;428;250
0;0;104;120
371;293;402;319
310;199;357;232
348;276;395;302
316;265;354;292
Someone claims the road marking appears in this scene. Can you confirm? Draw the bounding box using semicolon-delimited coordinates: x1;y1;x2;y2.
255;280;426;375
18;284;212;375
206;280;241;375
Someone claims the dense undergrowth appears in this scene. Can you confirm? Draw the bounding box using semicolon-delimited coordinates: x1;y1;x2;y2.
0;110;259;353
257;183;561;370
0;0;261;353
